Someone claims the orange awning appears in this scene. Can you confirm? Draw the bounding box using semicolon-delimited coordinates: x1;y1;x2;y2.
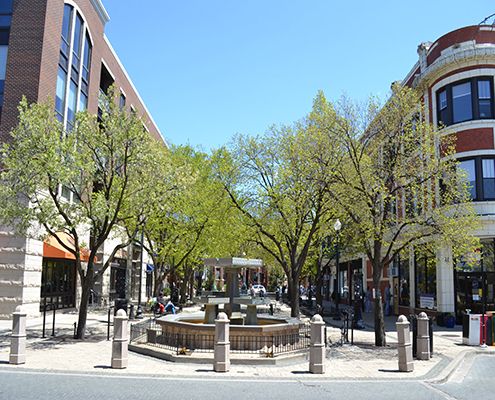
43;232;89;261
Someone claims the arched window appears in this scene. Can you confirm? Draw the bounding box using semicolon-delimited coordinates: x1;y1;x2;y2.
55;4;92;129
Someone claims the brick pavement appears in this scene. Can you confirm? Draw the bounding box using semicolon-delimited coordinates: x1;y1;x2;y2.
0;303;492;381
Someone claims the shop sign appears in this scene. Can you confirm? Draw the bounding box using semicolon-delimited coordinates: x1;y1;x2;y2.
420;294;435;309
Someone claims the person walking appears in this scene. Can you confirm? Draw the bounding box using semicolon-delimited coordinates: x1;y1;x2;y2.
384;284;392;316
364;287;372;313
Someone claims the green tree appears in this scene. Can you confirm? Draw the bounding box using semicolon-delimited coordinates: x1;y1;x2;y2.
0;94;158;339
329;85;479;346
216;93;341;317
141;145;245;300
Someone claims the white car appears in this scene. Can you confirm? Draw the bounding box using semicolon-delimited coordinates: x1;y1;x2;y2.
251;284;266;296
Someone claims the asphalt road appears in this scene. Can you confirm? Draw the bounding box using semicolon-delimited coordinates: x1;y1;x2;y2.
0;354;493;400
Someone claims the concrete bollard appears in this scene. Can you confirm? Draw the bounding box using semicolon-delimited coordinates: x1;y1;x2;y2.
416;312;430;360
214;312;230;372
396;315;414;372
111;309;128;369
309;314;326;374
10;306;26;365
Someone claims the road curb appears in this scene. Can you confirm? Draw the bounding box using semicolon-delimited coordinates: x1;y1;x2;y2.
426;348;495;384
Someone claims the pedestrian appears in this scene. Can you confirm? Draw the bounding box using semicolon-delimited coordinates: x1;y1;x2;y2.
165;300;176;314
365;286;372;313
384;284;392;316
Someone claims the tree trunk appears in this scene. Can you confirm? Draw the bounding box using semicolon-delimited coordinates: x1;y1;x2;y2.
288;277;300;317
315;272;323;309
76;278;92;339
180;273;188;304
373;280;386;346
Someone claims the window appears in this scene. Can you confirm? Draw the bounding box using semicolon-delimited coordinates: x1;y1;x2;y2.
415;246;436;309
55;66;67;121
437;77;494;127
0;1;12;122
459;159;476;199
452;82;472;123
457;156;495;201
119;92;126;109
478;80;492;118
56;5;92;129
398;257;410;307
0;0;13;14
482;159;495;199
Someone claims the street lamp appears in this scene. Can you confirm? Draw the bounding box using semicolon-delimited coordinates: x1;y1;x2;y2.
333;219;342;320
135;227;145;319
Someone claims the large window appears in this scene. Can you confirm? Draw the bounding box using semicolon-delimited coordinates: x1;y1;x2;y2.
55;4;92;128
41;259;76;309
437;77;494;127
398;256;410;307
0;0;12;122
458;157;495;201
415;246;436;309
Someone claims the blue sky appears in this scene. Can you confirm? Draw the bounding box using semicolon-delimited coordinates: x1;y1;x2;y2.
102;1;494;150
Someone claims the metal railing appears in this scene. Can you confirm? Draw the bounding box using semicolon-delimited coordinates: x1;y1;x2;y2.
130;319;214;354
129;319;311;357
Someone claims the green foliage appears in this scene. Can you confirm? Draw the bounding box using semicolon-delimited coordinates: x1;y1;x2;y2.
325;85;480;345
141;144;247;295
215;91;342;316
0;90;159;338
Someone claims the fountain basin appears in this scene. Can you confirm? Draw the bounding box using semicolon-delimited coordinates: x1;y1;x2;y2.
153;312;304;351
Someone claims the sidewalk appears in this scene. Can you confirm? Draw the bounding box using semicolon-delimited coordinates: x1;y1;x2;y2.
0;304;492;381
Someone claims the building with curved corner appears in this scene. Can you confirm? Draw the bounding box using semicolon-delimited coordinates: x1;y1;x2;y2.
0;0;163;319
390;25;495;322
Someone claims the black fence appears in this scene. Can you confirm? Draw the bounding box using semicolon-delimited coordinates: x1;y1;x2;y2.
130;319;311;357
130;319;214;354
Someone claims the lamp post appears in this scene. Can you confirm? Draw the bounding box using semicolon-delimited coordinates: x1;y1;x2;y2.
322;236;331;302
333;219;342;320
135;227;144;319
481;259;487;348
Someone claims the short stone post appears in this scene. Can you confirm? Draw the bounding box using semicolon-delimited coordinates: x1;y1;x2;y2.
416;312;430;360
245;304;258;325
214;312;230;372
396;315;414;372
111;309;128;369
10;306;26;365
309;314;325;374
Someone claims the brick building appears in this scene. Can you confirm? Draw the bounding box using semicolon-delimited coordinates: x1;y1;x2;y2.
0;0;163;318
334;25;495;324
389;24;495;323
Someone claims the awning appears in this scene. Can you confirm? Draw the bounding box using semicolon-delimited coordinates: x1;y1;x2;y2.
43;232;90;261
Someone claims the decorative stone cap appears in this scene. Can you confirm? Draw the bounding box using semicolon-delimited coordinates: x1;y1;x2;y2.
216;312;229;322
397;315;408;323
116;309;127;317
418;312;428;319
311;314;324;323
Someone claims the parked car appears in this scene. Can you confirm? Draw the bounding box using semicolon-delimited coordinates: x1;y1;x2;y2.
251;284;266;296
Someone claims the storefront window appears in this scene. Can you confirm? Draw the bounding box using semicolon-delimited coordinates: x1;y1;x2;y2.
40;259;76;309
398;257;410;306
415;246;436;309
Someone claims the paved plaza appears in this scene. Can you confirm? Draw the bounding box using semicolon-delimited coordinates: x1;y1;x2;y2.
0;302;493;382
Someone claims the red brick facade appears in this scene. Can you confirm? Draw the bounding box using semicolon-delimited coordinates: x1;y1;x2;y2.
0;0;163;143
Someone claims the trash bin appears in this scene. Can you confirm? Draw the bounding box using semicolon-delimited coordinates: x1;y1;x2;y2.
462;313;481;345
445;314;455;328
114;298;128;316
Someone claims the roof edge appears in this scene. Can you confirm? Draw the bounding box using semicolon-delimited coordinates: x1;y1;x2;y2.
90;0;110;25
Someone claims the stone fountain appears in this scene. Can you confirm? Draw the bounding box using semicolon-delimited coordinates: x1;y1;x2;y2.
196;257;268;324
